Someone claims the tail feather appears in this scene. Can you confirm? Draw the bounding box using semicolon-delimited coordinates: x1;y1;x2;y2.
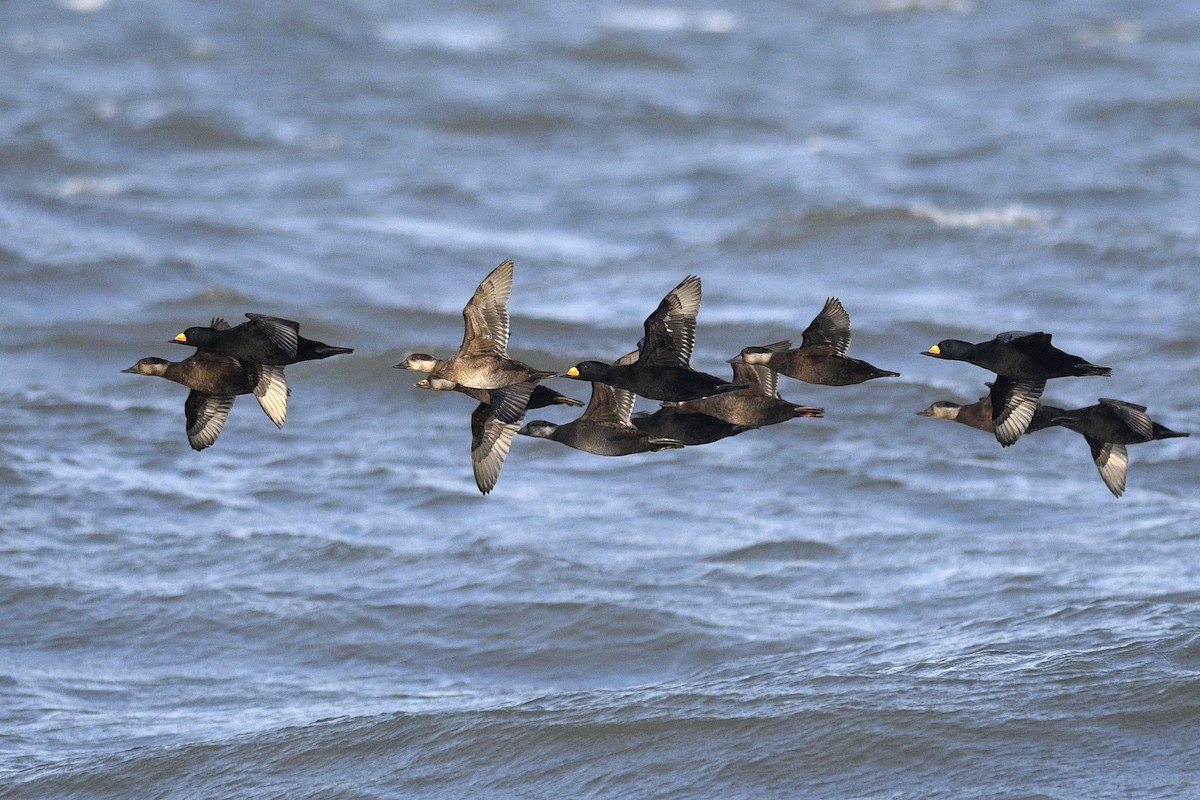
313;345;354;357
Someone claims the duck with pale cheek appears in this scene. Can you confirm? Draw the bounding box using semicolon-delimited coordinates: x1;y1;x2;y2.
396;259;555;424
922;331;1110;447
666;342;824;429
732;297;899;387
121;352;281;451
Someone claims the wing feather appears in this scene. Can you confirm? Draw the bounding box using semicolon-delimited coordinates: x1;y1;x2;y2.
184;391;235;451
461;260;513;356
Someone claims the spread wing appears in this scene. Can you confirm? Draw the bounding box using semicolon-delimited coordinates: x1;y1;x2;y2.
578;381;636;426
184;391;235;451
246;313;301;358
211;317;232;331
800;297;851;356
245;361;289;429
470;402;519;495
461;259;513;357
663;275;701;364
990;376;1046;447
639;275;701;368
486;379;536;425
1087;438;1128;498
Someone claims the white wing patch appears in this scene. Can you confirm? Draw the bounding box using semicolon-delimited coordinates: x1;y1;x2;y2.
185;392;235;451
1089;439;1128;498
253;364;289;429
992;378;1045;447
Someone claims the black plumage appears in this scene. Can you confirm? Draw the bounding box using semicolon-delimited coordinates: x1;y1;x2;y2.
1049;398;1188;498
667;343;824;428
632;408;747;446
174;313;352;365
520;352;682;456
564;275;740;402
733;298;899;386
922;331;1110;446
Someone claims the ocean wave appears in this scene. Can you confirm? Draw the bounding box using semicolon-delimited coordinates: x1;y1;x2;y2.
706;539;840;563
908;203;1049;229
377;21;506;53
128;108;271;150
843;0;971;15
720;202;1049;252
337;215;638;265
8;656;1200;799
601;8;739;34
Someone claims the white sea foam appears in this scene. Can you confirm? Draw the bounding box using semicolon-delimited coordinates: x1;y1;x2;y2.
602;8;738;34
845;0;970;14
59;0;109;12
910;204;1049;229
378;21;505;52
47;177;126;198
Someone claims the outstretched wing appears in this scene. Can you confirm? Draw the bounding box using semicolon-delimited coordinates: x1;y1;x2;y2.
990;376;1045;447
486;379;536;425
244;361;289;429
800;297;851;357
461;259;514;356
1087;438;1128;498
639;276;701;368
470;402;519;495
184;391;235;451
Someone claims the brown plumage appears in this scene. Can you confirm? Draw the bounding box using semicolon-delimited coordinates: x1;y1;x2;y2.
397;259;555;424
121;352;283;451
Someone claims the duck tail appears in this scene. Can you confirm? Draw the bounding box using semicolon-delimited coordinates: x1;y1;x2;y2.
315;345;354;357
1077;363;1112;377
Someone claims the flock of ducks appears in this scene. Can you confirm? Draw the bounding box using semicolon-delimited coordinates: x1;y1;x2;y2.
122;260;1188;497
